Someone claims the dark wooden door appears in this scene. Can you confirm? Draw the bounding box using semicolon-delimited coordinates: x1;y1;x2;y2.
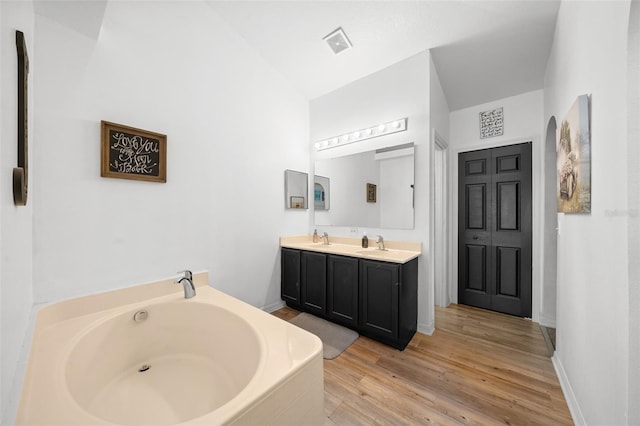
458;143;532;317
301;251;327;316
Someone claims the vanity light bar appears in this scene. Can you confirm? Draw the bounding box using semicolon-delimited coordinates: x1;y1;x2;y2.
314;118;407;151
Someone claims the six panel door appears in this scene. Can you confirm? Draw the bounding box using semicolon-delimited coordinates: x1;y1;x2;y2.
458;143;532;317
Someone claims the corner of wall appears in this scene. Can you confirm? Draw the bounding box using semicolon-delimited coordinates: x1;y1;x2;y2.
1;1;35;422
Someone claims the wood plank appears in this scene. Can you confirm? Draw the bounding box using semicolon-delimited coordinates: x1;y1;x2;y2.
271;303;572;425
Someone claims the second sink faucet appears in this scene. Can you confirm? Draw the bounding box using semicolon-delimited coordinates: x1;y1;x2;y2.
322;232;330;245
376;235;386;251
176;270;196;299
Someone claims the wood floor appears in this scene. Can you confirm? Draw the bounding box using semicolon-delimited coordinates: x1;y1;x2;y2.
272;304;572;425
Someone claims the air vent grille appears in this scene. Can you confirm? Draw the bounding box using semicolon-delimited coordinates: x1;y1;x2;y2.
323;27;352;55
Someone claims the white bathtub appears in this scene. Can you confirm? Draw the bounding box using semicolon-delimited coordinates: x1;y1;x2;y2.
16;272;324;425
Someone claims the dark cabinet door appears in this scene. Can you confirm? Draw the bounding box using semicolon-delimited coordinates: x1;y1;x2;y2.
458;142;532;317
359;259;399;341
327;254;359;328
301;251;327;316
281;248;300;307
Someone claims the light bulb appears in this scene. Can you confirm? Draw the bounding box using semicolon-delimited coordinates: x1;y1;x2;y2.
378;124;386;132
354;131;361;139
392;121;400;128
342;135;349;142
366;128;373;136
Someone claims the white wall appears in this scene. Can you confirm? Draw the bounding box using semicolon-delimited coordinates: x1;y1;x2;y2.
1;1;34;422
32;1;309;308
429;55;451;307
429;57;450;142
310;52;434;333
627;2;640;423
449;89;544;322
1;2;310;422
544;1;630;424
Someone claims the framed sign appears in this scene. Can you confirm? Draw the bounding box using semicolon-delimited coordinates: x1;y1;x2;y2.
480;107;504;139
101;121;166;183
366;183;377;203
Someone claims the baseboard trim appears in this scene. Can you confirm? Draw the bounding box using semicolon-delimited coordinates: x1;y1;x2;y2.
263;300;285;313
539;313;557;328
417;321;434;336
552;353;586;425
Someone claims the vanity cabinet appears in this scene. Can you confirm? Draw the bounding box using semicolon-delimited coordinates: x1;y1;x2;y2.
359;259;418;349
327;255;359;328
281;248;418;350
281;248;301;307
301;251;327;316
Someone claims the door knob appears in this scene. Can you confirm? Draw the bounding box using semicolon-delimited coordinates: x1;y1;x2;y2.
473;235;479;240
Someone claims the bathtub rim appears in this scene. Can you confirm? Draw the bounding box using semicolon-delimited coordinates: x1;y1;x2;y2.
16;271;323;426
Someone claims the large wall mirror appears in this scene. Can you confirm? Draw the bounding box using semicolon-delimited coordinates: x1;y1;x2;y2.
314;143;415;229
284;169;308;209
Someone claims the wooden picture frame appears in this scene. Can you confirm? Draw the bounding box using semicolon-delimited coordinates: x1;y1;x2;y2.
101;121;166;183
366;183;377;203
290;196;305;209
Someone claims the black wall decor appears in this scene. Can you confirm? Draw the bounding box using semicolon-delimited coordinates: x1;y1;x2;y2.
13;30;29;206
100;121;167;183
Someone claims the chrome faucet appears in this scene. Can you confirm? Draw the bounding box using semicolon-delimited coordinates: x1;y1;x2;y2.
176;270;196;299
322;232;330;245
376;235;386;251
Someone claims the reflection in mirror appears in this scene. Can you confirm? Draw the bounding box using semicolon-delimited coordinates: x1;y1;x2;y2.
314;176;329;210
314;144;414;229
284;169;308;209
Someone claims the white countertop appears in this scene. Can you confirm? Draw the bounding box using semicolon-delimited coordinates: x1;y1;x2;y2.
280;235;421;264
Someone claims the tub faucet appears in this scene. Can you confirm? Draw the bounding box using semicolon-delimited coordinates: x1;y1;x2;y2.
176;270;196;299
322;232;330;245
376;235;386;251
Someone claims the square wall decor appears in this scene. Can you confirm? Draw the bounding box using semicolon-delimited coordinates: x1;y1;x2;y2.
480;107;504;139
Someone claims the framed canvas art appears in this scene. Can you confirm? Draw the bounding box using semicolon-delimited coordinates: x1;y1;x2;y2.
557;94;591;213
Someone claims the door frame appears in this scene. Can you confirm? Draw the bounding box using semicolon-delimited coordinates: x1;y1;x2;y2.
451;136;543;322
432;129;451;307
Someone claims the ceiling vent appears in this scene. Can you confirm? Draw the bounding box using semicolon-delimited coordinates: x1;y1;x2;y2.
323;27;352;55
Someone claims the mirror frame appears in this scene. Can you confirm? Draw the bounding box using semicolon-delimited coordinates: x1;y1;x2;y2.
284;169;308;210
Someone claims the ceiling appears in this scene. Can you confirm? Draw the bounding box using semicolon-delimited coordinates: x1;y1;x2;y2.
207;0;560;110
34;0;561;111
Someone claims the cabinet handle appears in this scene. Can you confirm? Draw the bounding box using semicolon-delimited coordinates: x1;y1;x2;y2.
296;282;299;288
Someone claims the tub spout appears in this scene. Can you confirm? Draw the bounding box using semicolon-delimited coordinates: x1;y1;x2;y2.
176;270;196;299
